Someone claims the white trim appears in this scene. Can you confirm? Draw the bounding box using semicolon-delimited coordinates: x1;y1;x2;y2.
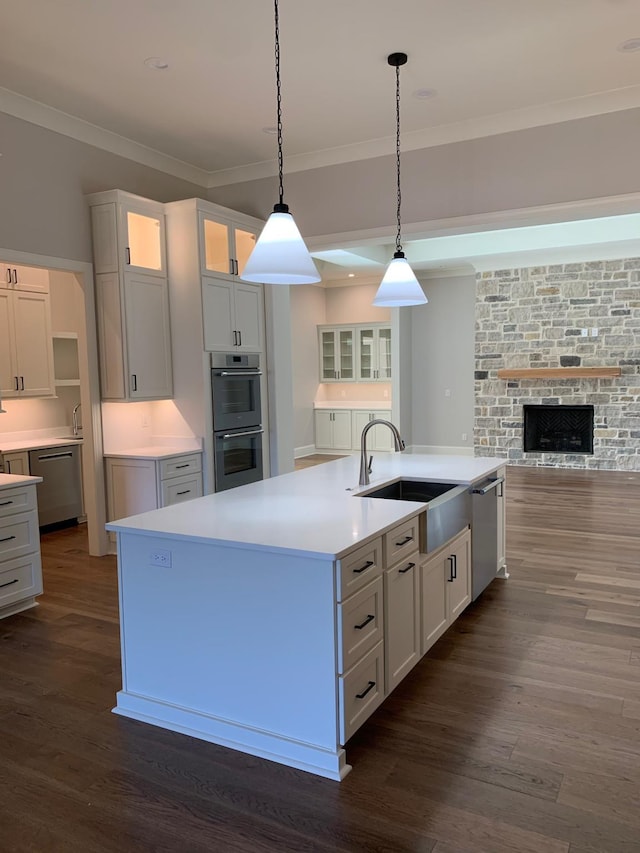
294;444;317;459
409;445;475;456
0;246;108;557
0;87;209;187
114;691;351;781
205;85;640;188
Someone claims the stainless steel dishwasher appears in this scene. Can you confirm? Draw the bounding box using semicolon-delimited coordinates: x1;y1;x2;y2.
28;444;83;527
470;475;505;600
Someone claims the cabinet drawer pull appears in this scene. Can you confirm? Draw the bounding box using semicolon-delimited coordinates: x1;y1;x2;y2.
353;560;374;575
131;374;137;392
175;463;189;469
14;376;19;391
6;269;11;284
354;613;375;631
447;556;455;582
398;562;415;574
176;490;191;496
452;554;457;579
0;500;14;507
395;535;413;547
0;578;18;589
355;680;376;700
0;535;17;543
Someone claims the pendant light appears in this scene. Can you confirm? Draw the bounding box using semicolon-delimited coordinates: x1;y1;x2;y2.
373;53;427;307
240;0;320;285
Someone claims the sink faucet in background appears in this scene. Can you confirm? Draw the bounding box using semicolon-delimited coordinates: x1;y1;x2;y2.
72;402;82;437
359;419;405;486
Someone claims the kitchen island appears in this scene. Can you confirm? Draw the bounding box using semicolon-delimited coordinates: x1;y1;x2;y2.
107;453;505;780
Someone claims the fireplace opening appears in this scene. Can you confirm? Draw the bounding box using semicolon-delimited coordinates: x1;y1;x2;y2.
523;404;594;454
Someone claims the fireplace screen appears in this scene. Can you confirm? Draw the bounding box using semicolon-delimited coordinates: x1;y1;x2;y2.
523;404;594;454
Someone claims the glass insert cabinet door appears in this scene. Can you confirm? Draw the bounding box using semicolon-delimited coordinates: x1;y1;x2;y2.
319;328;354;381
125;209;165;274
201;215;258;278
358;327;392;380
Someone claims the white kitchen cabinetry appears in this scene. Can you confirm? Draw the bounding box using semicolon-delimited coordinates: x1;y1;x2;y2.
318;324;391;383
88;191;172;401
351;410;394;452
201;277;263;352
357;325;392;381
318;327;355;382
198;209;259;281
105;452;203;524
420;527;471;655
314;410;353;451
0;263;50;293
2;452;29;476
0;289;55;398
0;480;43;620
384;548;420;694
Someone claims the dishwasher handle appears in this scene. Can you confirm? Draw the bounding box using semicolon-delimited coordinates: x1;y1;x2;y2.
471;477;504;496
35;452;75;461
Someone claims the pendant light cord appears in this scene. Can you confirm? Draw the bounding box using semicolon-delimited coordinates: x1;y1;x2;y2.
274;0;284;207
394;61;402;255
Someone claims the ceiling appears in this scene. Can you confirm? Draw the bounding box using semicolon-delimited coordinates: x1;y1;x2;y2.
1;0;640;186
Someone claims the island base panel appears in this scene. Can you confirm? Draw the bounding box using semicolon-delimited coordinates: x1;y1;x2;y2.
113;691;351;781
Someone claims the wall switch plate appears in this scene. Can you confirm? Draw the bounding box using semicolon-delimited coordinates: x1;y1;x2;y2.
462;433;468;441
149;549;171;568
581;328;588;336
445;389;451;397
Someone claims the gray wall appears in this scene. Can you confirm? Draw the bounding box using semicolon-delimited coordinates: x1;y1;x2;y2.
410;274;476;451
0;112;204;263
209;108;640;239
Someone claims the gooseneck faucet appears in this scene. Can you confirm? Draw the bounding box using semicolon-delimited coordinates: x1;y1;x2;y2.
359;419;405;486
72;402;82;437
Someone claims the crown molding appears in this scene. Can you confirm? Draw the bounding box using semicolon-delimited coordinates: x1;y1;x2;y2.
0;87;210;187
205;84;640;187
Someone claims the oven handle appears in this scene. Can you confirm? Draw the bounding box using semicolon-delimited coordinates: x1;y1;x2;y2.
220;428;264;440
215;370;262;377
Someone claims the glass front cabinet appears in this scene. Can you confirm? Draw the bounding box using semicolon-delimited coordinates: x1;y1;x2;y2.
318;323;391;382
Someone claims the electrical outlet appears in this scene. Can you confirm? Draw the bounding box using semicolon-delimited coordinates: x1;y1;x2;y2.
383;389;389;398
141;412;150;428
591;327;598;337
581;328;588;337
445;389;451;397
462;433;468;442
149;549;172;568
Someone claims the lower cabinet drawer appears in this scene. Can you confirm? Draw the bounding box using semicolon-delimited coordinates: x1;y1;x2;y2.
337;576;383;674
160;454;202;480
0;511;40;561
339;640;384;745
161;473;203;507
0;553;43;609
0;485;37;519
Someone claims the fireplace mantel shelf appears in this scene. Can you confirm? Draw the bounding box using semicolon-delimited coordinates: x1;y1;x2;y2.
497;367;621;379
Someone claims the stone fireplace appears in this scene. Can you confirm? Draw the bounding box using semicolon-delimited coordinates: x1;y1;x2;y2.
474;259;640;470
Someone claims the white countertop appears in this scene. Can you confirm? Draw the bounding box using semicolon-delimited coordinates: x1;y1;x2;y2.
0;436;83;452
0;473;42;489
313;401;392;410
107;453;503;560
104;446;203;460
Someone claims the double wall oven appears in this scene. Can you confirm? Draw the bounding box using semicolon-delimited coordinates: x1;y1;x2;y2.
211;353;264;492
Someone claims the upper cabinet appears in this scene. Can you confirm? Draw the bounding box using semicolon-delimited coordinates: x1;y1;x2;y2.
0;289;55;398
88;190;173;401
165;198;265;353
90;191;166;278
0;263;51;294
199;210;258;281
318;323;392;383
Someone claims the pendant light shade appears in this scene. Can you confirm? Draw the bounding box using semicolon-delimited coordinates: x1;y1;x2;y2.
240;0;320;286
240;204;320;284
373;251;427;307
373;53;427;308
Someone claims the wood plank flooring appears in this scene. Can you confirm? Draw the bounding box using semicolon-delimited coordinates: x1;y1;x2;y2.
1;466;640;852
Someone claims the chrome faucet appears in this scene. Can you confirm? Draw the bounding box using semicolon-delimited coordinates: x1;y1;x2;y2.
359;419;405;486
72;402;82;437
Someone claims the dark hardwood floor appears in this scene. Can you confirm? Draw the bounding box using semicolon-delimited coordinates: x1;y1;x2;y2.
1;466;640;852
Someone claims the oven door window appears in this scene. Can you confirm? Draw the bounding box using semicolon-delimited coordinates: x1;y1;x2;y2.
212;372;261;431
219;377;256;417
215;430;264;491
223;438;258;476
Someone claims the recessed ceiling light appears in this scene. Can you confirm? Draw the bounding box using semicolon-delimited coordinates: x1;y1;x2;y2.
412;88;437;100
617;38;640;52
262;126;278;135
348;273;355;278
144;57;170;70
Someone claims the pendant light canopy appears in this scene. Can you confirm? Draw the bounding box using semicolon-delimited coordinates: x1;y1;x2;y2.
241;0;320;285
373;53;427;308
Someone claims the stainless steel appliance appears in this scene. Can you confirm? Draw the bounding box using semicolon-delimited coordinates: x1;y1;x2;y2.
211;352;262;432
211;353;264;491
28;444;83;528
470;475;505;600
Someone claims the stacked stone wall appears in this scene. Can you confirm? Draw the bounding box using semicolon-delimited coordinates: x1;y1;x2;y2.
474;259;640;469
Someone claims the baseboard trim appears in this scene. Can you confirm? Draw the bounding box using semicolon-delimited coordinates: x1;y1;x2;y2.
294;444;316;459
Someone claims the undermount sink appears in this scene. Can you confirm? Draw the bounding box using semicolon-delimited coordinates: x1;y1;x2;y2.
358;479;471;553
359;479;459;503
